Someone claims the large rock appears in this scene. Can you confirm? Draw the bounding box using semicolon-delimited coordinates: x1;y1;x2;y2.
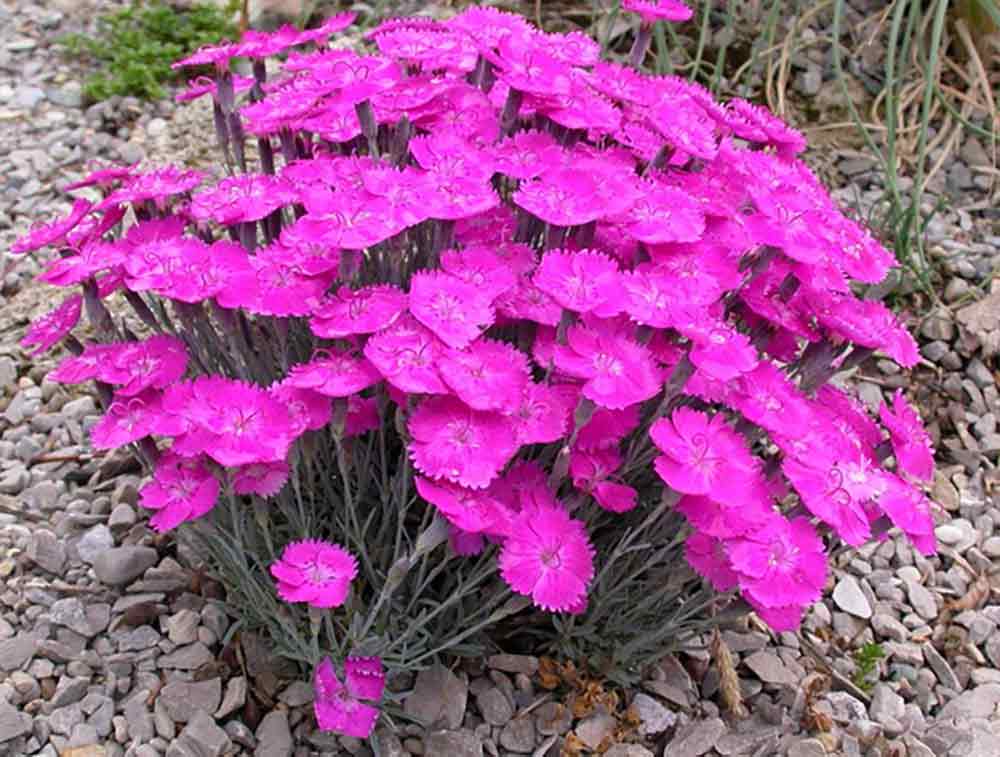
92;546;158;586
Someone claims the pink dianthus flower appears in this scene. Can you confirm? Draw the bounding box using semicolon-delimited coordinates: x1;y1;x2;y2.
270;540;358;609
313;656;384;739
879;390;934;482
409;270;495;350
408;395;519;489
498;498;595;612
727;515;827;610
139;453;219;532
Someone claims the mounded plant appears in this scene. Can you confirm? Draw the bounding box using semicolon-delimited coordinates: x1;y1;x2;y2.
13;0;937;738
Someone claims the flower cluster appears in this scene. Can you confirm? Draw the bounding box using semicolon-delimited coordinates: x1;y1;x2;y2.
13;1;937;740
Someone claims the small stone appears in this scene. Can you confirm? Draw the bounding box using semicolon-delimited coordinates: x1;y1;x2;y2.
922;643;960;690
486;654;538;676
833;576;872;619
61;396;95;421
604;748;654;757
664;717;726;757
76;525;115;565
254;711;292;757
943;278;971;303
905;581;938;620
423;730;482;757
168;710;230;757
125;693;155;742
498;717;535;753
49;701;85;735
13;85;44;109
108;504;137;530
165;609;200;645
935;524;963;545
475;687;512;726
629;693;675;736
158;679;222;723
939;683;1000;719
920;308;955;342
277;681;312;707
744;651;797;686
0;466;28;494
50;598;109;638
49;676;90;707
575;708;616;750
214;677;247;719
871;613;908;643
795;64;822;96
0;700;31;741
92;546;158;585
29;529;66;574
46;84;83;108
0;635;36;671
404;664;467;730
869;683;904;724
967;358;995;389
786;738;827;757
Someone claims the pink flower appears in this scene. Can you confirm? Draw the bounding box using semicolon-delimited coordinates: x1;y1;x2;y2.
513;173;607;227
363;315;449;395
310;285;408;339
171;42;239;70
91;390;181;450
493;130;564;180
880;390;934;482
100;335;188;397
218;248;335;317
727;515;827;609
495;275;563;327
685;531;739;592
12;199;92;254
232;461;291;497
296;190;407;250
270;540;358;609
285;352;382;398
139;453;219;532
415;476;508;533
781;456;875;546
296;11;357;44
63;164;135;192
313;656;384;739
407;395;519;489
345;396;380;438
676;494;772;540
622;0;693;24
552;323;662;409
269;382;333;435
21;295;82;355
48;344;118;385
507;382;575;446
100;166;205;210
188;174;298;225
683;321;759;382
612;185;704;244
498;498;595;612
576;406;640;451
878;477;937;555
592;481;638;513
439;339;531;412
729;362;811;435
440;246;518;300
534;250;622;316
649;408;761;504
166;377;300;466
409;270;495;350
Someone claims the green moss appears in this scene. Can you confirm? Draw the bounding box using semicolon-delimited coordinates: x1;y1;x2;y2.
59;0;239;102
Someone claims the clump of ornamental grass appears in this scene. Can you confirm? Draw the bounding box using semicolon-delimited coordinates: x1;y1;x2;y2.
12;0;938;739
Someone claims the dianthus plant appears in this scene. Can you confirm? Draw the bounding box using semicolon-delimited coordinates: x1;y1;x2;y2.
13;1;937;738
